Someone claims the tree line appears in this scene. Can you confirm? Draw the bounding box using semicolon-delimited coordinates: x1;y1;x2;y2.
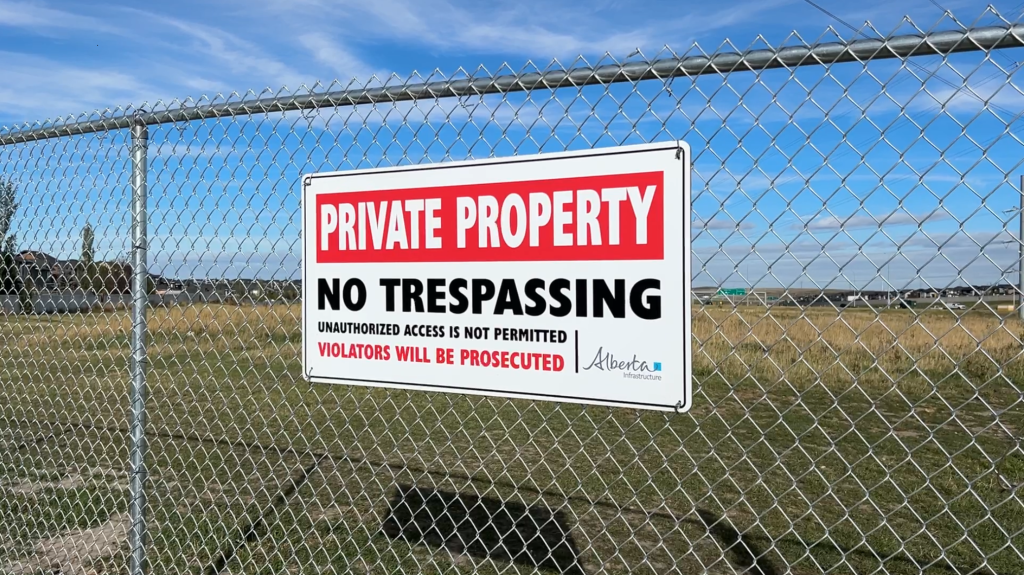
0;178;143;310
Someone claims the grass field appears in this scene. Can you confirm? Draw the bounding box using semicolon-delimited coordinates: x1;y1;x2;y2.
1;304;1022;574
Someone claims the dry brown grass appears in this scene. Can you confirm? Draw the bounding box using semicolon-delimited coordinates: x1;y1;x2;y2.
693;306;1024;389
2;304;298;350
148;303;301;337
4;303;1021;389
2;303;1022;575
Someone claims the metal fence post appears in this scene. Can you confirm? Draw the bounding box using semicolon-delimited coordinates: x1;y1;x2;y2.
2;16;1024;575
128;115;150;575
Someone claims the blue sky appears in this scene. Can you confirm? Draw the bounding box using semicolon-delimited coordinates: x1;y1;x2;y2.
2;0;1024;292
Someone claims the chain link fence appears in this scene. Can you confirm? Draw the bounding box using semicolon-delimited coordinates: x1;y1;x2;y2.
2;9;1023;575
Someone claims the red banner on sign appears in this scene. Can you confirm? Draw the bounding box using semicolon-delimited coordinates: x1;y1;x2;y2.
315;171;665;263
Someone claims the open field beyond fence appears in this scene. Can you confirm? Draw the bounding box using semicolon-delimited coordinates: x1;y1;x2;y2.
1;304;1022;574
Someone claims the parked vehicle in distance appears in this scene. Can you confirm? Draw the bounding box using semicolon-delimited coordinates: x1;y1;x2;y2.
941;301;967;311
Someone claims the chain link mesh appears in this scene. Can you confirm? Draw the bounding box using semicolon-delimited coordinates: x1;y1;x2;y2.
2;9;1023;575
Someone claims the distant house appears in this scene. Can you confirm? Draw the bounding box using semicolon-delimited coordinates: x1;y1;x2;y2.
13;250;176;295
846;291;889;302
225;279;301;302
953;286;970;297
989;283;1015;296
183;279;231;303
13;250;71;290
51;259;81;289
151;274;183;291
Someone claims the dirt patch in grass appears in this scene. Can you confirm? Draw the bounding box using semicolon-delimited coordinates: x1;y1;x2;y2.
1;467;124;498
1;513;130;575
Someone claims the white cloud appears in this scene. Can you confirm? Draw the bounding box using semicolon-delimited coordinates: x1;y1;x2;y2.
903;67;1024;116
902;230;1015;253
693;229;1019;289
800;209;952;231
0;8;321;123
297;33;379;85
126;10;308;90
255;0;792;61
0;0;119;34
284;0;625;58
695;217;758;231
155;250;301;280
0;52;157;122
150;143;234;161
299;92;554;135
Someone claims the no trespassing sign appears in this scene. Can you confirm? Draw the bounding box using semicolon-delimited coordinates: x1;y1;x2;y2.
301;141;692;411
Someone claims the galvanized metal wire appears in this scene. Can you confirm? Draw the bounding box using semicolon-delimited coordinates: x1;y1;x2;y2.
1;8;1022;575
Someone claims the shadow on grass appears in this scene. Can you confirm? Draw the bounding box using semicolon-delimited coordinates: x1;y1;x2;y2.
696;509;780;575
201;455;325;575
7;416;1011;575
381;484;587;575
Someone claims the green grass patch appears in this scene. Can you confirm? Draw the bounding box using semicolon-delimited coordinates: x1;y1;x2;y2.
0;307;1022;575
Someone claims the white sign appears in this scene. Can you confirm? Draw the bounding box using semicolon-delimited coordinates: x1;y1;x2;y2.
302;141;692;411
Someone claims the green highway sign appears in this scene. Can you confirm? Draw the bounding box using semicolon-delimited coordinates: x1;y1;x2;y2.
717;288;747;296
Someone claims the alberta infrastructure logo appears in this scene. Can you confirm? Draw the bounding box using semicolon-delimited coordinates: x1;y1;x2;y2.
582;347;663;380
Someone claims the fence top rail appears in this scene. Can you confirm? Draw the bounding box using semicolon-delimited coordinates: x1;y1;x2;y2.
1;23;1023;147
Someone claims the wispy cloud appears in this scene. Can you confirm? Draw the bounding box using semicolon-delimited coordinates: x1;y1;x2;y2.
256;0;795;61
263;0;648;59
798;209;953;231
0;52;157;122
297;33;379;85
902;230;1016;253
905;68;1024;116
124;9;308;90
2;0;1022;290
695;217;758;231
0;0;120;35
